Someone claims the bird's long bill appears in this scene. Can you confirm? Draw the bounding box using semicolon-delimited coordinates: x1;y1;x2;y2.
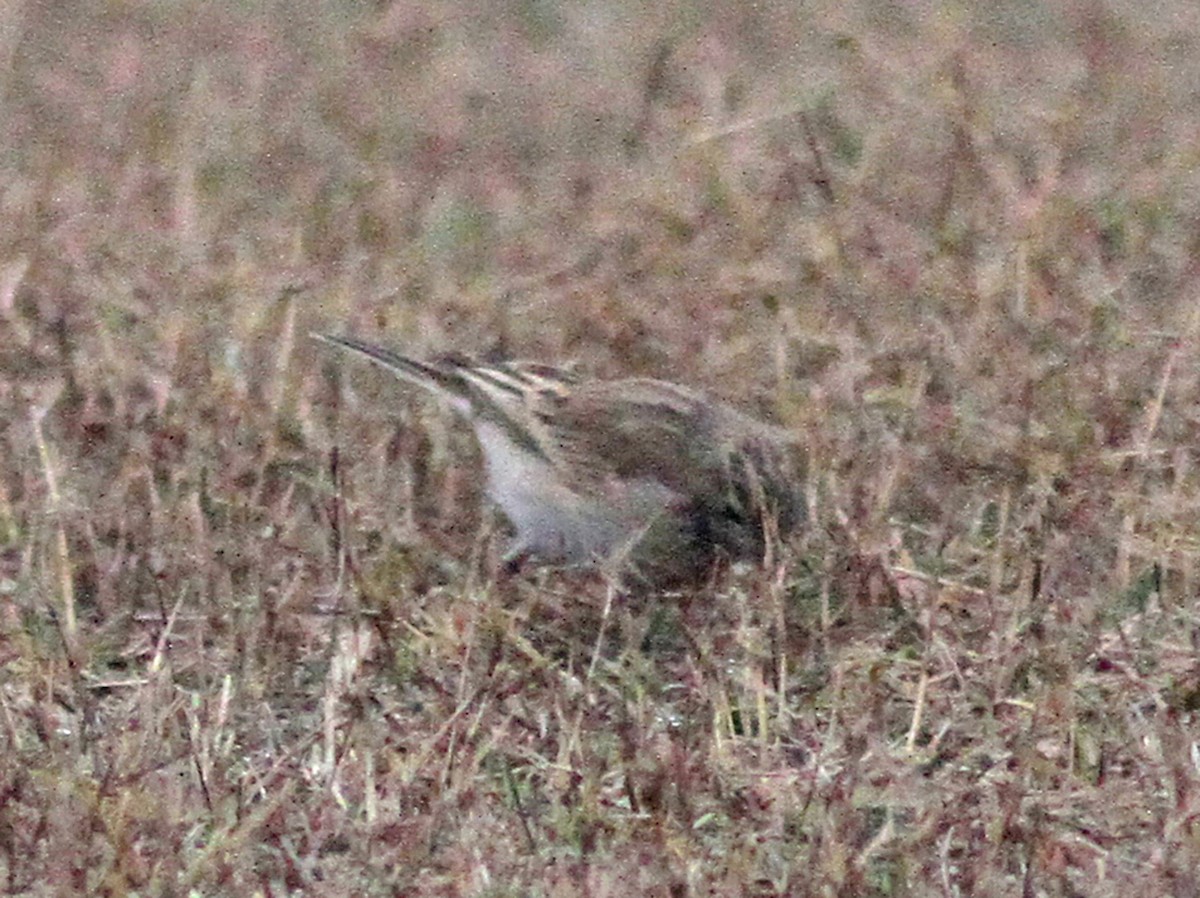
312;333;470;413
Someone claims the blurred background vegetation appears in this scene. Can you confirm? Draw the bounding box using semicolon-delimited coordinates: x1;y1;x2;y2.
2;0;1199;894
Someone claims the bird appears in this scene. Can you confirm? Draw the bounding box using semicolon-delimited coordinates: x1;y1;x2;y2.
314;333;806;588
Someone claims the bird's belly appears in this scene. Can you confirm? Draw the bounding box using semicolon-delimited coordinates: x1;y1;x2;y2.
474;422;681;565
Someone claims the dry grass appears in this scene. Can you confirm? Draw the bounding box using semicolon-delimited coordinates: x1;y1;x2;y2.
2;0;1200;894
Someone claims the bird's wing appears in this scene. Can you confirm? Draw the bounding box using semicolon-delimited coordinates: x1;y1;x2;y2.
538;377;804;524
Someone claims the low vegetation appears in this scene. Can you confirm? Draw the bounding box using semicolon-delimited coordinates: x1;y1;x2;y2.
1;1;1198;894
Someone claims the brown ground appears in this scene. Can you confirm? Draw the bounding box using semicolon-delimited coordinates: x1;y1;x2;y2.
1;1;1199;895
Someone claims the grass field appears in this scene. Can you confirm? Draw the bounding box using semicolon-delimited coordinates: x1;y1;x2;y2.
2;0;1200;894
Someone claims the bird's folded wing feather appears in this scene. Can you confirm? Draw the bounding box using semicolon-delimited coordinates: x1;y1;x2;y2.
536;377;804;520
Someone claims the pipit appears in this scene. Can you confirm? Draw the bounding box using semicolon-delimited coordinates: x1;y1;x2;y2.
315;334;805;587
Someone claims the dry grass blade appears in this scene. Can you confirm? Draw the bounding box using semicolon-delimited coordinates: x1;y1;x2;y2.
2;3;1199;894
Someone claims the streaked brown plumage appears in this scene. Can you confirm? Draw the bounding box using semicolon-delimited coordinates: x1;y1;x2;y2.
316;333;805;587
